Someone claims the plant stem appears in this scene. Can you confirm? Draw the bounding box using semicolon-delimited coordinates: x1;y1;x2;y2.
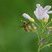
37;33;41;52
38;45;41;52
41;43;52;49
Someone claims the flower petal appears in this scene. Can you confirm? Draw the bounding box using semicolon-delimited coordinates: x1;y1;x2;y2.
44;5;51;11
34;10;43;20
36;4;40;8
47;11;52;14
43;13;49;22
36;4;43;9
43;13;49;19
34;5;44;20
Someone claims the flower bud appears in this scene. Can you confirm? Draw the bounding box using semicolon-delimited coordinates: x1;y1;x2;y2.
22;13;34;22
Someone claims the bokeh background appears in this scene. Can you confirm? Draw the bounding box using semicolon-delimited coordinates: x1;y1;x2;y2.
0;0;52;52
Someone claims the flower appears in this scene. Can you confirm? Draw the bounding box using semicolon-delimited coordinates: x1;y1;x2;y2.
22;13;34;22
34;4;52;22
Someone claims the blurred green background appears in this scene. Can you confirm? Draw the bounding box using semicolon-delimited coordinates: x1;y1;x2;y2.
0;0;52;52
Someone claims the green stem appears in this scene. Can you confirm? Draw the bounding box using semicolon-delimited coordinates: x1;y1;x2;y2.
38;43;52;52
37;21;45;52
41;43;52;50
37;33;41;52
38;43;40;52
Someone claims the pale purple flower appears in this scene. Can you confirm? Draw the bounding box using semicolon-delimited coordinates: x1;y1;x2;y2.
34;4;52;20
